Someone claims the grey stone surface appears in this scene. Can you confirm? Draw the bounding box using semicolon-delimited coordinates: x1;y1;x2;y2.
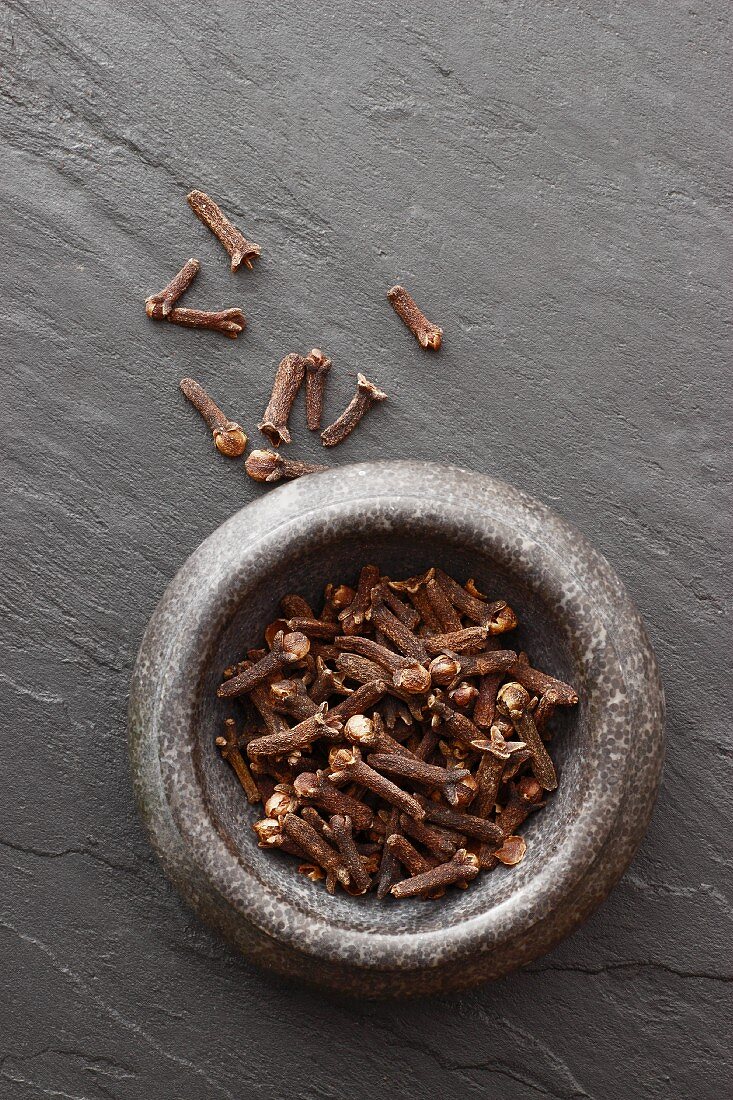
0;0;730;1093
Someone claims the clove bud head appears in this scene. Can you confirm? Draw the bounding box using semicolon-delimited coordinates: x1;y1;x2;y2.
449;681;479;708
329;745;361;770
245;449;284;482
517;775;544;804
455;849;481;871
393;663;432;694
281;631;311;662
269;679;303;703
253;818;282;847
429;655;461;687
213;424;248;458
327;583;356;610
293;772;320;800
343;714;376;746
265;784;298;819
497;682;531;716
305;348;332;373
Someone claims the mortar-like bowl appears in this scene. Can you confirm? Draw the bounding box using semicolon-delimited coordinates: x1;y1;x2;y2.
128;461;664;996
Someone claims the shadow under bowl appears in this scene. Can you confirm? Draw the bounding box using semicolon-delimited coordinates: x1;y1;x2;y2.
128;461;664;996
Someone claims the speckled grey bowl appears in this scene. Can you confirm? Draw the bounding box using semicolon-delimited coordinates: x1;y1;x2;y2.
128;461;664;996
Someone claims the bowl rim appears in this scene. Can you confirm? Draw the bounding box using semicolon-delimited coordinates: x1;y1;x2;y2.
129;460;665;984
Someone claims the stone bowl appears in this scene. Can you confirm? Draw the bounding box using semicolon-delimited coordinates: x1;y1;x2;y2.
128;461;664;996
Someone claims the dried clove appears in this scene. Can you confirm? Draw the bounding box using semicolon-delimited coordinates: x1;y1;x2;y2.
426;693;485;748
146;257;200;318
509;654;579;707
496;776;545;836
371;596;428;663
390;572;444;634
215;719;261;803
187;189;261;271
424;627;490;655
497;682;558;791
335;635;431;694
253;818;309;859
433;570;517;632
335;651;387;687
321;374;387;447
366;711;416;758
329;814;372;894
321;583;356;622
245;449;330;484
268;679;320;722
282;813;349;887
215;565;576;901
280;594;315;619
304;348;332;431
329;747;425;820
287;617;339;641
338;564;381;635
391;850;480;899
367;753;470;807
179;378;247;457
387;285;443;351
218;631;311;699
293;772;374;831
166;306;246;338
424;575;463;633
472;752;506;820
399;813;462;860
247;710;341;759
374;581;421;631
376;808;402;899
414;793;503;845
259;353;306;447
385;834;435;878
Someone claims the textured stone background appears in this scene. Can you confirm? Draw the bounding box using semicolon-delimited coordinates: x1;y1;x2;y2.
1;1;731;1096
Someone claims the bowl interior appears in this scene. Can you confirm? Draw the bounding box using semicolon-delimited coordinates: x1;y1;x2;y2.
193;516;588;936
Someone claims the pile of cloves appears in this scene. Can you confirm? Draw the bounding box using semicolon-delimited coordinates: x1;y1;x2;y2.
146;189;444;484
216;566;578;900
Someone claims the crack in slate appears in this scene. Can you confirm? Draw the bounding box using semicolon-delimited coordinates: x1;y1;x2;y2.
529;960;731;983
0;917;240;1099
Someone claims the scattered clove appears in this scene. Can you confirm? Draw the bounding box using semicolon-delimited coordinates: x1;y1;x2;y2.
179;378;247;457
321;374;387;448
387;285;443;350
187;189;261;271
304;348;332;431
166;306;246;338
259;353;306;447
146;258;200;318
245;449;330;484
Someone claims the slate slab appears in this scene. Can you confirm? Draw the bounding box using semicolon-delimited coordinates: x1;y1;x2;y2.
1;1;730;1096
